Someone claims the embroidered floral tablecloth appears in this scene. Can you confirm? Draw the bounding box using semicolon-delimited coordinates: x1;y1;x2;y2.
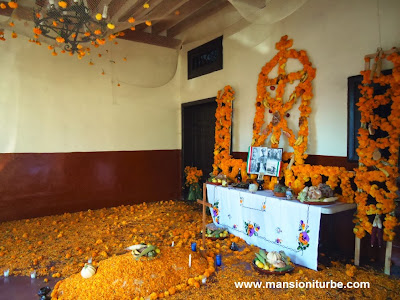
206;184;322;270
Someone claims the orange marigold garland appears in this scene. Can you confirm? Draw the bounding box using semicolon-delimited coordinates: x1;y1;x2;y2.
353;50;400;241
252;35;316;166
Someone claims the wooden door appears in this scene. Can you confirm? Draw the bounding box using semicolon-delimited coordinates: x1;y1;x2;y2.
182;98;217;197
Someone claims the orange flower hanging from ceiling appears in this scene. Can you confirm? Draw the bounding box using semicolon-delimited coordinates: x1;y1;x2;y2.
252;35;316;166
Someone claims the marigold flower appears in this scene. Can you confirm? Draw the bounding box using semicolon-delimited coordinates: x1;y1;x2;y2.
8;1;18;9
145;20;152;26
58;1;67;8
128;17;135;23
94;29;102;35
56;36;65;43
11;31;17;38
0;3;6;9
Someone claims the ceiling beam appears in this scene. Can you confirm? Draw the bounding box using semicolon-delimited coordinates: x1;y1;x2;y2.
93;0;113;15
231;0;266;9
116;0;147;22
141;0;188;23
152;0;213;35
167;0;230;38
118;29;182;49
0;1;13;17
109;0;140;23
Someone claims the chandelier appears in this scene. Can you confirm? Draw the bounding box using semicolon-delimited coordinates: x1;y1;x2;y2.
33;0;109;54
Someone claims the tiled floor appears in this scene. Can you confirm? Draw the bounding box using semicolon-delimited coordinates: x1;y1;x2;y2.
0;276;60;300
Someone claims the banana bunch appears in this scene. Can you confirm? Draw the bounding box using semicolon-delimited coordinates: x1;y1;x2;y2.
294;135;304;146
270;135;279;145
126;244;160;260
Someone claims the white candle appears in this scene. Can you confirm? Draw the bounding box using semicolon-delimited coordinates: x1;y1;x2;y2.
171;241;174;247
189;254;192;268
4;269;9;277
88;257;92;264
102;5;108;19
202;277;207;284
30;271;36;279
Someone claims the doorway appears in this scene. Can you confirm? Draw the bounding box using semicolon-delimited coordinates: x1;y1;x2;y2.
182;98;217;198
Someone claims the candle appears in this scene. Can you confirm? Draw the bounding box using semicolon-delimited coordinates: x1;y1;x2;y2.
202;277;207;284
189;254;192;268
102;5;108;19
88;257;92;264
30;271;36;279
171;241;174;247
4;269;9;277
191;242;197;252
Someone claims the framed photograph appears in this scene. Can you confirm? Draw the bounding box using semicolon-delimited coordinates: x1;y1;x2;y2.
247;147;283;177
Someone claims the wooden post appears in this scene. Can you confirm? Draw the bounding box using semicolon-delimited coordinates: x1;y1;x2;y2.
384;241;392;275
197;183;212;254
354;237;360;266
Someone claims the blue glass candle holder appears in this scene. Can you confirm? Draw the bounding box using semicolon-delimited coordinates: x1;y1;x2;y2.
191;242;197;252
216;254;222;266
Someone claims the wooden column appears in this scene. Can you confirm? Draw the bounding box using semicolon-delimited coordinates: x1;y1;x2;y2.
384;241;392;275
354;237;360;266
197;183;212;254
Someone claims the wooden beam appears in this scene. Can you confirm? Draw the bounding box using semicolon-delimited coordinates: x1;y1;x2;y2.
143;0;189;23
118;29;181;49
152;0;213;35
0;1;13;17
93;0;113;15
110;0;140;23
167;0;230;38
231;0;266;9
117;0;148;22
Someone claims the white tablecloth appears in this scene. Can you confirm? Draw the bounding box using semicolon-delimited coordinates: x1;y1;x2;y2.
206;184;323;270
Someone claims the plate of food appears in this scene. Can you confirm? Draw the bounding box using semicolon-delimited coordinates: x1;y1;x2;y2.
252;250;294;274
297;184;338;205
231;182;250;189
204;228;229;240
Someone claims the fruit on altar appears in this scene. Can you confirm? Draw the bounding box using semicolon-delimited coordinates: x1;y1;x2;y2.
80;263;96;278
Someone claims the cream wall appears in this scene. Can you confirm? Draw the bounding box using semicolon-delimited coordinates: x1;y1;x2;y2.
0;36;180;152
179;0;400;156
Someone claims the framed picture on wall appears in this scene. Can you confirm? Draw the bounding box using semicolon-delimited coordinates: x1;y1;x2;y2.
247;147;283;177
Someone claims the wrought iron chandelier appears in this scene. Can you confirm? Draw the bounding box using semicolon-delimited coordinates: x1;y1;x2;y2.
33;0;108;54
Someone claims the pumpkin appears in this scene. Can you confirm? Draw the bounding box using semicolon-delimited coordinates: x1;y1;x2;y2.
81;263;96;279
266;251;281;264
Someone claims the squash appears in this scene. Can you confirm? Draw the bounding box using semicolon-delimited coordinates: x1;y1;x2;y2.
81;263;96;279
266;251;281;264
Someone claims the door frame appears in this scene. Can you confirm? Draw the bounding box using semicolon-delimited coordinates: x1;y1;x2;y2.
181;97;216;197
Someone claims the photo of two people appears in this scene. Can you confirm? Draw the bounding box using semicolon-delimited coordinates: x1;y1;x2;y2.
247;147;283;177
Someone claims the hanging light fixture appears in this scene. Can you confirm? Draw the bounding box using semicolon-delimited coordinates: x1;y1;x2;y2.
33;0;109;54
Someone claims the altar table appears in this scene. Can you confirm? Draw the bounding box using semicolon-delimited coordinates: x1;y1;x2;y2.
206;184;356;270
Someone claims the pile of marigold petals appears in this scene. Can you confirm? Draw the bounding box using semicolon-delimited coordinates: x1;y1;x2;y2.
0;201;399;299
51;247;212;299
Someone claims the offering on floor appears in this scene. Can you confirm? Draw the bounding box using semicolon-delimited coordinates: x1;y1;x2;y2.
253;249;294;273
205;228;229;239
297;184;338;204
126;244;161;260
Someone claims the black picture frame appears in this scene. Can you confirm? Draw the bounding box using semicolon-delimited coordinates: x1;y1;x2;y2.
347;69;392;162
187;36;223;80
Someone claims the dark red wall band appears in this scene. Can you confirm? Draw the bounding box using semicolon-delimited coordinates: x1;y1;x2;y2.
0;150;181;222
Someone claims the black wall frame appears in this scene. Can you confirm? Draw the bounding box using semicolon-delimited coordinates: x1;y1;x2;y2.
187;36;223;80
